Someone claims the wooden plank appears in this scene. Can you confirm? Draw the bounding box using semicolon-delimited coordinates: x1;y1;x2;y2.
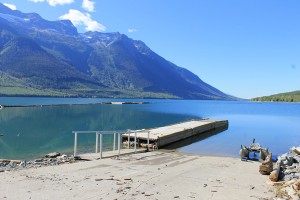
0;159;22;164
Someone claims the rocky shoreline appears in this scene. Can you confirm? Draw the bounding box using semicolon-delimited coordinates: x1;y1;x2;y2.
0;152;76;173
256;145;300;199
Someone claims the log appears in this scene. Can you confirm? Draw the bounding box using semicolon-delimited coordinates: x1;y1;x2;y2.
260;148;269;161
271;179;296;187
262;152;272;164
0;159;22;164
292;179;300;191
259;152;273;175
269;159;282;182
239;145;249;158
259;165;272;175
291;147;300;155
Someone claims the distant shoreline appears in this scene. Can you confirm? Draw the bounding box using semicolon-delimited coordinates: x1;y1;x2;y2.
0;101;150;108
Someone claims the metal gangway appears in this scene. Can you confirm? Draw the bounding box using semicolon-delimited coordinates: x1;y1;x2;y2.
72;129;151;159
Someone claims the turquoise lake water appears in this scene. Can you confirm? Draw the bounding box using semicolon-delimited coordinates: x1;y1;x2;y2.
0;97;299;160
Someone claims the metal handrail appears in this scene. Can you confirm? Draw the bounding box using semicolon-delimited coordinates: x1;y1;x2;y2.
72;129;150;158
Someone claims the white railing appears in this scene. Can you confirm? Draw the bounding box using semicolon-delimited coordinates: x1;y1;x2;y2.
72;129;150;158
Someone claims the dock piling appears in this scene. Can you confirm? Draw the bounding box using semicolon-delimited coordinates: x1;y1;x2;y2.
99;133;103;159
128;132;130;149
113;132;116;151
95;132;99;153
134;132;137;153
147;131;150;146
118;133;121;156
74;132;78;156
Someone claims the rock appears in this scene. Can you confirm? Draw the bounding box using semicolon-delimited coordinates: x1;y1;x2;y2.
19;161;27;167
34;159;43;163
45;152;61;158
9;161;17;168
282;157;293;166
0;154;74;171
59;154;68;159
0;162;5;167
274;146;300;182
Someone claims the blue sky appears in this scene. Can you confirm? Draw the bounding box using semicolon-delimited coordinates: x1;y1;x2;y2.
1;0;300;99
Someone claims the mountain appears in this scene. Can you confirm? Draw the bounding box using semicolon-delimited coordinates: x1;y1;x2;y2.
252;90;300;102
0;3;234;99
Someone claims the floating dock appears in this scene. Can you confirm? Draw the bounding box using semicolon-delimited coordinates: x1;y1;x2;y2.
123;119;228;148
72;119;228;160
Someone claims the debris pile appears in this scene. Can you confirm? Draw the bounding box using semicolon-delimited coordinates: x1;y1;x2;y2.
269;146;300;200
0;152;75;172
270;146;300;182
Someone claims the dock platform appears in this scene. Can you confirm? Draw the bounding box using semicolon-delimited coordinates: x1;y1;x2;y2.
123;119;228;148
72;119;228;160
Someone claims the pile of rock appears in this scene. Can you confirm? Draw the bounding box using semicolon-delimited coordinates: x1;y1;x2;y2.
0;152;75;172
270;146;300;182
267;146;300;200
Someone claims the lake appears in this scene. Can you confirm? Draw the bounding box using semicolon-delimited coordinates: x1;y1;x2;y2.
0;97;299;160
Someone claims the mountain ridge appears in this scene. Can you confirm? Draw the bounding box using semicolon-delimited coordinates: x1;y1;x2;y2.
0;3;235;99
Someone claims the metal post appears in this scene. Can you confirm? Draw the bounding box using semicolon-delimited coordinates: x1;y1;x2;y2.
95;132;99;153
134;132;137;153
100;133;103;159
118;133;121;156
128;132;130;149
74;132;78;156
113;132;116;151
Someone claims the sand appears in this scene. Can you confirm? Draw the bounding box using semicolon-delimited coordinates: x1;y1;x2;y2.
0;151;273;200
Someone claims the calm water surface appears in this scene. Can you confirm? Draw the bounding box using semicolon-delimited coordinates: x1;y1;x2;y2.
0;97;299;159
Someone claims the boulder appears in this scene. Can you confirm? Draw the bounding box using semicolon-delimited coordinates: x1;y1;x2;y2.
19;161;27;167
45;152;61;158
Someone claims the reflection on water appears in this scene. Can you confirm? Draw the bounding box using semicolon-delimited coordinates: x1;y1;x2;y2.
1;98;300;160
0;103;196;160
163;125;229;150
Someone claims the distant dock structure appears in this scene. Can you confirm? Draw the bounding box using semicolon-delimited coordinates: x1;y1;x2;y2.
73;119;228;160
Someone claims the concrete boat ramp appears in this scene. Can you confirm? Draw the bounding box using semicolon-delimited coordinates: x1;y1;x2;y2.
74;119;228;160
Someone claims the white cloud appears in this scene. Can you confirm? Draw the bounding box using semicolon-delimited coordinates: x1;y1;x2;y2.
3;3;17;10
82;0;94;12
128;28;137;33
59;9;106;32
29;0;44;2
29;0;74;6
